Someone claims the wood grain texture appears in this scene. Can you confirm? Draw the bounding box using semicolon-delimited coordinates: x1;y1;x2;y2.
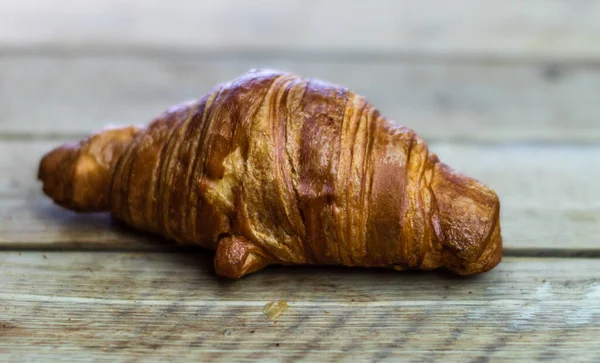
2;57;599;141
2;140;598;252
0;252;599;362
0;198;166;250
2;1;598;360
3;0;600;61
436;144;600;253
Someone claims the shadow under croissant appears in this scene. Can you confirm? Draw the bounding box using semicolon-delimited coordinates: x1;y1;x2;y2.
30;198;189;251
32;199;489;281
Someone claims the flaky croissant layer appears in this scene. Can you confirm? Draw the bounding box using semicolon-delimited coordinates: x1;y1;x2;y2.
38;69;502;278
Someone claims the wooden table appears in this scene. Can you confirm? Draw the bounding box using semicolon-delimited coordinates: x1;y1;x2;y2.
1;1;599;361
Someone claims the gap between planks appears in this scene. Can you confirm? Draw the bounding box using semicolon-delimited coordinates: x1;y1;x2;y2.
6;47;600;67
1;245;600;259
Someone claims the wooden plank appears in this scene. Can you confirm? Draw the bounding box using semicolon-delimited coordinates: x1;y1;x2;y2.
2;58;600;142
0;252;599;361
436;144;600;253
0;198;166;250
0;140;53;198
3;0;600;61
1;140;599;251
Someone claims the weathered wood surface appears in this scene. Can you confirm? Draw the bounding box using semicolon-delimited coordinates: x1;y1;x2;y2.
2;1;599;361
1;252;599;362
1;57;599;141
2;140;598;253
0;198;164;250
3;0;600;61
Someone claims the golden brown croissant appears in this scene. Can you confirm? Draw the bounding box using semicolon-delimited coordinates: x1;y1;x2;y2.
38;69;502;278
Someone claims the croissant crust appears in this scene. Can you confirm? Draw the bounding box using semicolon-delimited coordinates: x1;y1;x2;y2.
38;69;502;278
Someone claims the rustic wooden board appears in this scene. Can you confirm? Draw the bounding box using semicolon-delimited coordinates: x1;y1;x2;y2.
3;1;598;361
2;140;598;252
0;252;598;361
3;0;600;61
2;57;599;141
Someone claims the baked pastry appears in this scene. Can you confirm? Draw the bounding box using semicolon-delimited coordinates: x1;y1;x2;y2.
38;69;502;278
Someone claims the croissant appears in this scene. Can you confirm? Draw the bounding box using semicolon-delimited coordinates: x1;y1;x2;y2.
38;69;502;278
